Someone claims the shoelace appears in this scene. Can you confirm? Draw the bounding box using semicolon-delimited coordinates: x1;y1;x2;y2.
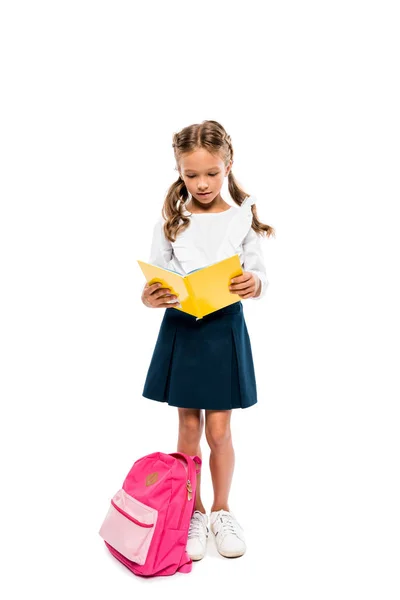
215;512;242;541
188;513;207;539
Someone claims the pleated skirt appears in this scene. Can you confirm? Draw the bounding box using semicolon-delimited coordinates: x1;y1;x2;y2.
142;300;257;410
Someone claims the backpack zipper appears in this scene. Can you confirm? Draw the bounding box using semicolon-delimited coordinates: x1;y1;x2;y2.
177;479;192;529
187;479;193;501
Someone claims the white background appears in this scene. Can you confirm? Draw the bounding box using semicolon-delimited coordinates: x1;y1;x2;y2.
1;1;399;598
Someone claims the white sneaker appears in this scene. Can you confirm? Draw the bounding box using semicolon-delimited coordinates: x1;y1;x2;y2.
186;510;209;561
209;509;247;558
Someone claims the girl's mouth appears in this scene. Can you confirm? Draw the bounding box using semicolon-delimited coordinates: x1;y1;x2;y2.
197;192;211;196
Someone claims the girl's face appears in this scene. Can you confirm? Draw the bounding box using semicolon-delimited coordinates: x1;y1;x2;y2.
178;148;232;205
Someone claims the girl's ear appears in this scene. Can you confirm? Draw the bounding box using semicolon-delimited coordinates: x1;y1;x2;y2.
225;160;233;177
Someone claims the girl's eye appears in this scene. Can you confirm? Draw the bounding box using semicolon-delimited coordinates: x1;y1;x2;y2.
186;174;218;178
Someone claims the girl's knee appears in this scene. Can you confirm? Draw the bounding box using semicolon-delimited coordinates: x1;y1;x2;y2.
178;408;204;442
205;410;232;449
205;424;232;450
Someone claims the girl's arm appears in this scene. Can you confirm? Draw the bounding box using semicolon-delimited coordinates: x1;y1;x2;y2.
149;216;174;268
141;217;180;309
241;226;269;301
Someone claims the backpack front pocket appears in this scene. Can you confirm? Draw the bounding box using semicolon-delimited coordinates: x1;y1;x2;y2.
99;489;158;565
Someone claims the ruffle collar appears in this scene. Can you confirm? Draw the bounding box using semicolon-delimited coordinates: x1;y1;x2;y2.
214;195;257;260
181;194;257;218
177;194;258;265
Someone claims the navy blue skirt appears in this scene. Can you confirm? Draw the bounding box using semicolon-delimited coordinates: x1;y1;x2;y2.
142;301;257;410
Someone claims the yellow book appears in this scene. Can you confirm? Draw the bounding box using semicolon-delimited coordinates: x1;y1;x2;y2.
137;254;244;319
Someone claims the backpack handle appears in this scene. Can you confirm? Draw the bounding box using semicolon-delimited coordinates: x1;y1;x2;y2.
170;452;202;474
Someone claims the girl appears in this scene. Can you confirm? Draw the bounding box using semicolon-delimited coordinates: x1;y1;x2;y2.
141;120;275;561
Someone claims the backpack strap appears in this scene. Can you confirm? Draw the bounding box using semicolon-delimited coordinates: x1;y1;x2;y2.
170;452;202;474
191;455;202;474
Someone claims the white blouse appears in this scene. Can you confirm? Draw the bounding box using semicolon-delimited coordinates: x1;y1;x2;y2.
148;195;269;301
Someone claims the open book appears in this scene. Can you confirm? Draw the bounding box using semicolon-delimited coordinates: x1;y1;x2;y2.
137;254;243;319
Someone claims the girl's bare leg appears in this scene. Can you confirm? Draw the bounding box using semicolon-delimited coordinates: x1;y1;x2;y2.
177;407;206;513
205;409;234;512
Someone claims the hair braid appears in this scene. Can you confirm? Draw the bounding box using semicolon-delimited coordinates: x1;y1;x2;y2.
161;120;275;242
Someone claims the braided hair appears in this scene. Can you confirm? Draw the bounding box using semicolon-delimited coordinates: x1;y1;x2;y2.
162;120;275;242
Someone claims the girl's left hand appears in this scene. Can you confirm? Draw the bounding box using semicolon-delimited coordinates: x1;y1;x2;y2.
229;271;261;299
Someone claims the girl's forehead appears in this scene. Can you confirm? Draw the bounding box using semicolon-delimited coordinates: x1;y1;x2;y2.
180;149;224;171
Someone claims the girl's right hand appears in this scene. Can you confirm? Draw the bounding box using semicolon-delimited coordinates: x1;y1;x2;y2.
141;282;181;309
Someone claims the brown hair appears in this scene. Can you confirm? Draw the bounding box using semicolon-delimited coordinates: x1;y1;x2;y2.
161;119;275;242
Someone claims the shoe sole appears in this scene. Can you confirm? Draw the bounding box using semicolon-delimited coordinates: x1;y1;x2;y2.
217;548;246;558
189;553;206;561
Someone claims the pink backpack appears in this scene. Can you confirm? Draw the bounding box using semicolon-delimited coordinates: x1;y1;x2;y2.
99;451;201;577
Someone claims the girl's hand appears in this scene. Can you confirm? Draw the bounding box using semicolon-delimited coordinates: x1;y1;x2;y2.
142;282;181;309
229;271;261;299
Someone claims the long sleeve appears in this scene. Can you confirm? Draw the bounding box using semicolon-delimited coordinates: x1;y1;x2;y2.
149;217;173;269
241;226;269;301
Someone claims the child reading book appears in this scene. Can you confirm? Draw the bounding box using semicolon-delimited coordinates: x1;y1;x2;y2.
137;253;245;320
140;119;275;561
